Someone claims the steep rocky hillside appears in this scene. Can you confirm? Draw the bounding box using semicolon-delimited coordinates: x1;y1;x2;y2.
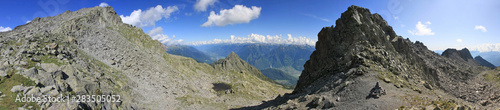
0;6;288;109
261;68;298;87
211;52;273;83
475;56;496;69
240;5;500;109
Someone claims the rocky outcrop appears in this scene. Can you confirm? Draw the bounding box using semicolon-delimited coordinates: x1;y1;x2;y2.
240;5;499;110
475;56;496;69
367;82;386;99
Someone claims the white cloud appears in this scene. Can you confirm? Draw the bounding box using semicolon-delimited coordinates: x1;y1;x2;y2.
120;5;179;27
394;16;399;20
99;2;109;7
0;26;12;32
147;27;183;45
473;43;500;52
26;20;31;23
188;33;317;46
474;25;487;32
408;21;435;36
456;39;462;43
201;5;261;27
194;0;217;12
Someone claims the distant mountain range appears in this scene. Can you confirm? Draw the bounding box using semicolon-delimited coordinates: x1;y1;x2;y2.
435;50;500;67
164;45;215;63
164;43;314;86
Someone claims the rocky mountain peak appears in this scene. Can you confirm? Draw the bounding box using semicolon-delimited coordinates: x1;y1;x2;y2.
295;5;402;93
226;51;240;60
442;48;479;66
211;52;274;82
475;56;496;69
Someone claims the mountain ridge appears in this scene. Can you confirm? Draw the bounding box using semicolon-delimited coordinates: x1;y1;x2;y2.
0;6;288;109
475;56;496;69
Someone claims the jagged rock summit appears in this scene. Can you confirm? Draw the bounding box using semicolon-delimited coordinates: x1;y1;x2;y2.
0;6;288;109
442;48;480;66
239;5;500;110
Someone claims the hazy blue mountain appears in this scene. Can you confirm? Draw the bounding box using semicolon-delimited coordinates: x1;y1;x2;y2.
433;50;444;55
194;43;314;69
475;56;496;69
164;45;215;63
477;51;500;67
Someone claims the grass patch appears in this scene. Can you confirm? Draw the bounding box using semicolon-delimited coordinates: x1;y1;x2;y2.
432;100;457;109
22;60;38;69
483;67;500;87
0;70;39;109
40;55;64;66
113;24;164;53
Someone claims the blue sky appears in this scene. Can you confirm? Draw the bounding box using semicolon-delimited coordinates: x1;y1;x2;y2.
0;0;499;51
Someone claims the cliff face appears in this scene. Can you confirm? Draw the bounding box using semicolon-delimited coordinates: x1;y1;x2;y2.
0;6;288;109
242;5;499;110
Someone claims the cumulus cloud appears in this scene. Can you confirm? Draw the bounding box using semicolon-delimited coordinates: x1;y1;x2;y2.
147;27;183;45
0;26;12;32
456;39;462;43
473;43;500;52
189;33;317;46
99;2;109;7
474;25;487;32
194;0;217;12
408;21;435;36
201;5;261;27
120;5;179;27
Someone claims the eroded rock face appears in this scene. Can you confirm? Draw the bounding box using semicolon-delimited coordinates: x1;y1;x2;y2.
295;5;401;93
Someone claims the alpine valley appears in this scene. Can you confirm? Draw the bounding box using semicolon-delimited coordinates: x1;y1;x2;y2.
165;44;314;87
